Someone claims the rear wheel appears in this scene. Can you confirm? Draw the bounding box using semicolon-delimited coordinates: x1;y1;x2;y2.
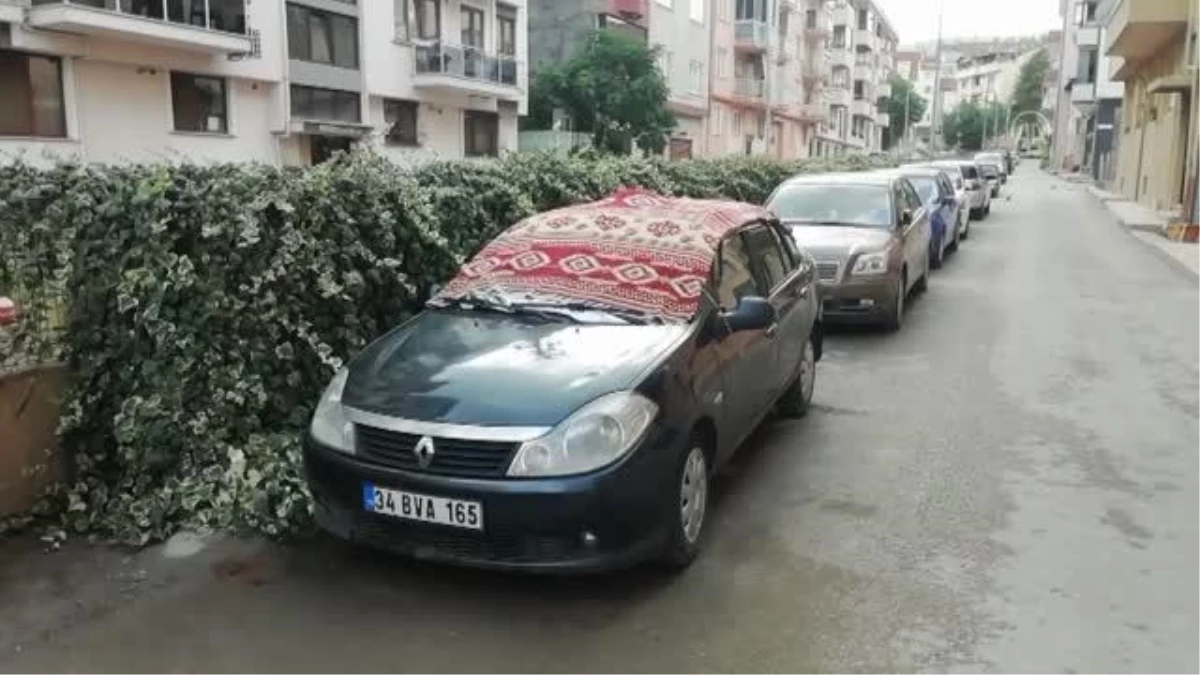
983;203;991;217
960;210;971;239
947;220;961;253
914;252;930;293
659;440;709;569
931;237;945;269
777;338;816;418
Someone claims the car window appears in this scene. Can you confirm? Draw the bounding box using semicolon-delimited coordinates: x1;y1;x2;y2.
899;180;922;213
775;226;803;267
909;176;938;205
715;234;760;310
742;225;789;292
959;163;979;179
768;183;894;229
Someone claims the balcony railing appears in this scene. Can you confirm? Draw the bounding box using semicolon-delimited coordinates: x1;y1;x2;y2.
734;19;769;50
734;78;766;99
414;43;520;87
31;0;247;35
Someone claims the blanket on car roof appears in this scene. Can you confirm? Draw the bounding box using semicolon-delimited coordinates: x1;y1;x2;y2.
433;188;769;322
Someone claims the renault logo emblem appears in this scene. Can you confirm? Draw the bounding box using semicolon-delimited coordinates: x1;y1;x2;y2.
413;435;436;469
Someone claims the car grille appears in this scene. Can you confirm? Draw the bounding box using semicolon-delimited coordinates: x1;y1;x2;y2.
355;517;582;564
815;261;841;281
355;425;518;478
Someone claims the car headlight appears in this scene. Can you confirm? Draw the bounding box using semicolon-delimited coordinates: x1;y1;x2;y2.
851;251;888;276
507;391;658;477
310;368;354;453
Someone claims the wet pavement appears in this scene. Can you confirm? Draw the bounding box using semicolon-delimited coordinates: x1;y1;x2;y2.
1;167;1197;672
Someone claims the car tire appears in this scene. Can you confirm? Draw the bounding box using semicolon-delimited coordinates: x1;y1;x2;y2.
947;221;960;253
931;238;944;269
960;211;971;239
883;272;905;331
983;203;991;217
777;338;816;418
658;438;710;569
915;254;930;293
968;207;980;221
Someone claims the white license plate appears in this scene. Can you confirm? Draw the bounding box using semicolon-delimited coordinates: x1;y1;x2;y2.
363;483;483;530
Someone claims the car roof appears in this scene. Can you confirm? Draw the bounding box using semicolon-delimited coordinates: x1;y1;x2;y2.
779;171;894;188
894;165;949;178
434;188;771;323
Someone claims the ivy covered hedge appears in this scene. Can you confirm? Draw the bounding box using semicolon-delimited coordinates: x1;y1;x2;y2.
0;150;892;544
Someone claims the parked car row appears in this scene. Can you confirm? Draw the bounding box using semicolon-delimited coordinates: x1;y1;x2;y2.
765;156;1010;330
303;160;1013;574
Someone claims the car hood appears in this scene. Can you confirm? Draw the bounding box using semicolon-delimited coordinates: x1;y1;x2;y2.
786;224;893;259
341;310;687;427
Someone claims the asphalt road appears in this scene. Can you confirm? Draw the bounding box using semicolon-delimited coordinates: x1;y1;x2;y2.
1;166;1197;673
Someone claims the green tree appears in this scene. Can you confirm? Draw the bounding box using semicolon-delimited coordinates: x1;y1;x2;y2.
882;74;927;150
942;100;1009;151
1009;49;1050;118
526;30;676;155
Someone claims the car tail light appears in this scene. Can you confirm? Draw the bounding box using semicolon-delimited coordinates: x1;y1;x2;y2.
0;297;17;327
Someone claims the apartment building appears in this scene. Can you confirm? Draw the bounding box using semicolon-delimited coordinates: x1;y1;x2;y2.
0;0;528;165
894;49;958;148
650;0;711;158
1101;0;1197;218
813;0;895;157
1051;0;1083;169
1062;0;1123;183
708;0;830;159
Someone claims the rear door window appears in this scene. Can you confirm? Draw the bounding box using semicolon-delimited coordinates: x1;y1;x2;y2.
715;234;760;310
741;225;789;292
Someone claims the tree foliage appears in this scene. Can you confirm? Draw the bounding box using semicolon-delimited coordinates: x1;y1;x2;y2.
942;100;1010;151
1009;49;1050;118
882;74;928;150
526;29;676;155
0;150;898;545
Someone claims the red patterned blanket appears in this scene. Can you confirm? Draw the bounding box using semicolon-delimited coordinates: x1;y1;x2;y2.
434;189;770;322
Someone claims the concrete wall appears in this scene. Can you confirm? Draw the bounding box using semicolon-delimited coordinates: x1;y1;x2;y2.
527;0;601;72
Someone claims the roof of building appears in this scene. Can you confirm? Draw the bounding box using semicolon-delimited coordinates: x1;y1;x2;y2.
434;189;770;322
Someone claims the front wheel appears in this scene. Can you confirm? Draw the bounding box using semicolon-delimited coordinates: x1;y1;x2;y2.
930;238;945;269
883;273;905;331
658;441;710;569
777;338;816;418
960;211;971;239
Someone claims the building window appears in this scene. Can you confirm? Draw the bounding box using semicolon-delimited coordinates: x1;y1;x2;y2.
415;0;441;40
805;9;817;28
689;60;703;94
0;49;66;138
689;0;703;23
853;80;866;99
498;5;517;55
384;99;419;146
657;48;673;77
733;111;742;134
832;25;846;48
711;105;722;135
287;3;359;69
170;72;227;134
1074;0;1097;25
464;110;499;156
461;5;485;49
857;8;868;29
394;0;411;41
290;85;361;123
1077;46;1098;83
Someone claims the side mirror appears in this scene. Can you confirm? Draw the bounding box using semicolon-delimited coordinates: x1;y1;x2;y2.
900;210;913;226
720;296;776;333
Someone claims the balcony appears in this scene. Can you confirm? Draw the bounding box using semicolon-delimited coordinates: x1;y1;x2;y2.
733;77;766;101
874;111;889;127
828;49;852;69
1070;80;1097;104
413;43;521;100
853;28;875;51
607;0;648;21
876;81;891;98
803;10;832;41
800;102;828;122
851;98;873;118
1076;25;1101;46
852;63;872;81
734;19;770;51
1104;0;1189;59
826;84;851;107
27;0;250;53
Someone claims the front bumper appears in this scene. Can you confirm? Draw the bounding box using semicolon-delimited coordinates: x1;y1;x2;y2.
818;274;898;322
302;429;681;573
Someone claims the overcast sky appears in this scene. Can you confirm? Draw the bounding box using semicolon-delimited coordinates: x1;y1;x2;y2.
879;0;1062;45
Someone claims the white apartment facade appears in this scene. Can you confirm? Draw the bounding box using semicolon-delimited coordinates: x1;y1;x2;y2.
650;0;710;158
0;0;528;166
1065;0;1123;182
812;0;895;157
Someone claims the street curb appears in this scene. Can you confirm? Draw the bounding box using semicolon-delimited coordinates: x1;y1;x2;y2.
1083;183;1198;282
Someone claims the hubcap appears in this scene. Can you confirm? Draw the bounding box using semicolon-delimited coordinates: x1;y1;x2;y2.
680;447;708;544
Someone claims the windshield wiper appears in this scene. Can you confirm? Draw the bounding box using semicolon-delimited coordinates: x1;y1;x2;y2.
516;301;664;325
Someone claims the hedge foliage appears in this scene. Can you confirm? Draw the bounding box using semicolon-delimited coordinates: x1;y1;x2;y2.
0;150;893;544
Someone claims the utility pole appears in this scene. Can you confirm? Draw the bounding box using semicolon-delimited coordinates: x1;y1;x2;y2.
929;0;945;152
903;81;912;150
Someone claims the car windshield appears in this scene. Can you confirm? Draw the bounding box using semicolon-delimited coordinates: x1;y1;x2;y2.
959;164;979;179
980;164;999;176
770;184;893;228
908;177;938;204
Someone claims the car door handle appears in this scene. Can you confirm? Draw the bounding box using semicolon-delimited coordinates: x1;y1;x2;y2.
799;286;810;298
765;323;778;338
